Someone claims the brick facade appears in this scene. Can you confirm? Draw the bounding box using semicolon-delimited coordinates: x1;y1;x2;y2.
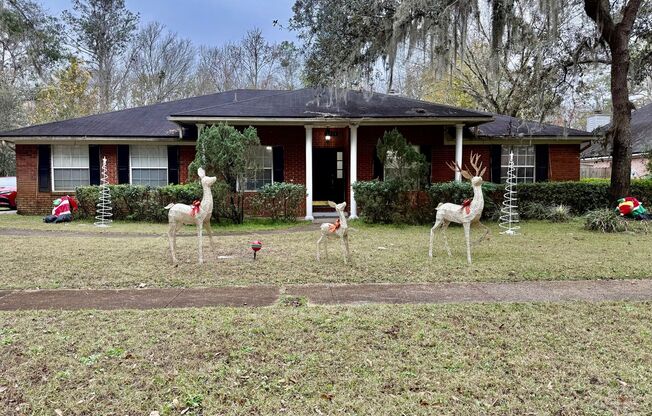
549;144;580;181
14;126;581;215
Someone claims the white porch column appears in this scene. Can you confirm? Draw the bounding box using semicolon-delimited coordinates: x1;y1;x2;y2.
455;124;464;182
304;125;314;220
349;124;358;219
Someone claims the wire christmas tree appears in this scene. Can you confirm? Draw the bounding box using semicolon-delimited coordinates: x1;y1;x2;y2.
94;156;113;227
499;151;520;235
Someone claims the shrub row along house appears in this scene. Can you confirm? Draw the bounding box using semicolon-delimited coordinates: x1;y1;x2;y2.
0;88;591;218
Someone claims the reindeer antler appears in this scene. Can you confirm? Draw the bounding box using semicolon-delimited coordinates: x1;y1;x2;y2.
446;160;462;172
447;159;472;180
466;151;486;178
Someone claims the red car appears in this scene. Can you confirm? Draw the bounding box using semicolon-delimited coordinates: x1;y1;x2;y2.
0;177;17;210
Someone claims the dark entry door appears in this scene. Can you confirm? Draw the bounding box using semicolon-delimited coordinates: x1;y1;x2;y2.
313;148;345;203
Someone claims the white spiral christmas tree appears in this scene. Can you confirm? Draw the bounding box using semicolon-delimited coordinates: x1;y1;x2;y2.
499;151;520;235
94;156;113;227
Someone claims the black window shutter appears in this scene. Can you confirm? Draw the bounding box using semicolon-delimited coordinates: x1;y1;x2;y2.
272;146;284;183
89;145;100;185
373;151;384;180
535;144;549;182
117;145;130;184
38;144;51;192
490;145;502;183
168;146;180;184
419;145;432;184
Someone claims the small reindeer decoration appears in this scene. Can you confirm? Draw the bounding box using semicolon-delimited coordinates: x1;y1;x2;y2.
317;201;350;264
164;167;217;265
429;152;490;265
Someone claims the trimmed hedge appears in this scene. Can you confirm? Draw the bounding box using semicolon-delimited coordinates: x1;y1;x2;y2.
249;182;306;221
75;182;229;222
353;179;652;224
426;181;501;221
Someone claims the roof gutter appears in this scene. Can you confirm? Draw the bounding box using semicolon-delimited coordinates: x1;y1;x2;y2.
2;136;191;145
166;116;494;126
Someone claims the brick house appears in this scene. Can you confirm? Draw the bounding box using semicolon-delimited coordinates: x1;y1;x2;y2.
0;88;591;218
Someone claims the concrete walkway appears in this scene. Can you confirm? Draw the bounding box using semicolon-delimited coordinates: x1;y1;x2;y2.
1;279;651;311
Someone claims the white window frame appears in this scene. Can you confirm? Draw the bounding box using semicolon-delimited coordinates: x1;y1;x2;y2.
51;144;90;192
501;145;536;183
242;145;274;192
129;145;169;187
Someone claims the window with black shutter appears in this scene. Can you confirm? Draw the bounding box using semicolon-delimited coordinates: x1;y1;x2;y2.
272;146;284;183
117;145;130;184
38;145;51;192
168;146;180;185
89;145;100;185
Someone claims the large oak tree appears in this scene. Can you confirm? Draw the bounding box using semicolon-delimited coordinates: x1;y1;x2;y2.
291;0;649;202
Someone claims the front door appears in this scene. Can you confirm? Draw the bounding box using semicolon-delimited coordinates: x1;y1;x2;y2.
313;148;345;204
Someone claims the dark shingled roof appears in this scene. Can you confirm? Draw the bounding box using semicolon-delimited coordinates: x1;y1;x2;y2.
475;114;592;138
582;102;652;157
0;88;492;139
171;88;491;119
0;90;279;138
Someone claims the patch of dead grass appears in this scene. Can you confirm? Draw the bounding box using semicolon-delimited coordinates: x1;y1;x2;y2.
1;302;651;414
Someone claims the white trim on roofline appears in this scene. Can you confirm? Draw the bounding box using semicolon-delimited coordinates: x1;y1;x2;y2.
166;116;494;126
4;136;195;145
444;136;589;145
581;152;648;161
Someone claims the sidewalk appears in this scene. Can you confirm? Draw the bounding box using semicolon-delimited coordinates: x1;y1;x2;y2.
1;279;651;311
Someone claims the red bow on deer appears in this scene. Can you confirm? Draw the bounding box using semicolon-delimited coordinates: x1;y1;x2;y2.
190;200;201;216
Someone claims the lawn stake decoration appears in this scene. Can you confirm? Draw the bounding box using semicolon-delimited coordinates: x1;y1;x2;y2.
499;151;520;235
317;201;351;264
251;240;262;260
429;152;490;265
164;167;217;265
94;157;113;227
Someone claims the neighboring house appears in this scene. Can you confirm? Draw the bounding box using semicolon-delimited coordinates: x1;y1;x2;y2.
0;88;591;218
582;102;652;178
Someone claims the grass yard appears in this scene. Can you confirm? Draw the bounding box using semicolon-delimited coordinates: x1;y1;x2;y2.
0;215;303;235
1;217;651;289
1;302;651;415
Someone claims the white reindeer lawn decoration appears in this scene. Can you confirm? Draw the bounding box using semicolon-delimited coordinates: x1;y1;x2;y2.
164;167;217;265
429;152;490;265
317;201;351;264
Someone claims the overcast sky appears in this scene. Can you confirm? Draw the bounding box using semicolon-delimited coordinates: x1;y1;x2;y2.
44;0;298;46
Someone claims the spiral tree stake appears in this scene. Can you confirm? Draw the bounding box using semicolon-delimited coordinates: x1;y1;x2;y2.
499;152;520;235
94;156;113;227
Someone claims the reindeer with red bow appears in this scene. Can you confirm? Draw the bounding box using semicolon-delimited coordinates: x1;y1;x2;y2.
429;152;490;265
164;167;217;265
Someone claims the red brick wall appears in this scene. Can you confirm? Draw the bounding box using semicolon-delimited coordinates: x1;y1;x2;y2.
549;144;580;181
100;145;118;184
357;125;491;183
179;146;195;183
14;133;582;216
15;144;72;215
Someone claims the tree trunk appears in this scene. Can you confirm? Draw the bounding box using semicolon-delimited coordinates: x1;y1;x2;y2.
608;38;633;203
583;0;642;205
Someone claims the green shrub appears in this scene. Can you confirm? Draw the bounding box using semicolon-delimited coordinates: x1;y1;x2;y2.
517;182;610;214
584;208;629;233
520;202;550;220
75;182;229;222
352;179;406;223
250;182;306;221
548;204;571;223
